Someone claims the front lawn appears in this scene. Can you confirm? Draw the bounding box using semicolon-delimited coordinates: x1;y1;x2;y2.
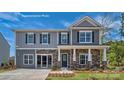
46;72;124;80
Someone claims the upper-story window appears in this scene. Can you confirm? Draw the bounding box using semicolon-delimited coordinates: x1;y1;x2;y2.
40;33;50;44
79;31;92;43
61;33;68;44
26;33;35;44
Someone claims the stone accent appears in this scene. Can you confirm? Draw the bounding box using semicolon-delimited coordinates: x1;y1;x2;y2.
36;49;100;69
36;50;60;68
70;49;100;69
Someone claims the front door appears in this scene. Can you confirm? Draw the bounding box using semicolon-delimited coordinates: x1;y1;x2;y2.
37;55;52;68
61;54;68;68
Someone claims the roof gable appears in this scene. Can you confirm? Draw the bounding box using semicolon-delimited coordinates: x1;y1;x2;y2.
70;16;102;27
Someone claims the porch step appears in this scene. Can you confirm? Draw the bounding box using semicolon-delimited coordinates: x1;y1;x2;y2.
49;71;74;77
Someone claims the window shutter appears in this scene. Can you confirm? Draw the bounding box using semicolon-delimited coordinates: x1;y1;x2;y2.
48;33;50;44
59;33;61;44
68;33;69;44
92;31;94;43
77;32;79;42
34;34;36;44
40;34;42;43
25;33;27;44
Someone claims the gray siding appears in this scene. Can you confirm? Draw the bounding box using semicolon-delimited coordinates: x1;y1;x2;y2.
72;29;99;45
58;32;71;45
74;20;95;27
16;49;35;68
16;32;58;48
0;32;10;63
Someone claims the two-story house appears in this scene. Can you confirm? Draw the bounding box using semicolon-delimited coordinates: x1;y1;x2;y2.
13;16;109;69
0;32;10;64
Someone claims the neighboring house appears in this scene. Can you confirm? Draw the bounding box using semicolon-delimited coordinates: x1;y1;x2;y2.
0;32;10;64
13;16;109;69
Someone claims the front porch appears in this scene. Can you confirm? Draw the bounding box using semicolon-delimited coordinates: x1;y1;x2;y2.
57;45;109;69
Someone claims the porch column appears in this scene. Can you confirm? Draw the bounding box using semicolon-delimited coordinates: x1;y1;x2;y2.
88;49;92;67
35;50;37;69
73;49;76;61
102;48;107;65
58;48;60;61
88;49;92;62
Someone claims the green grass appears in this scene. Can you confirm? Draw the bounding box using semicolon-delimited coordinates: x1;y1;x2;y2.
46;72;124;80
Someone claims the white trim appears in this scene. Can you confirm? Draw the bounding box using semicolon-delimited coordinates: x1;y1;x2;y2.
57;32;59;45
16;48;57;50
70;29;72;45
35;50;37;69
75;18;98;27
27;32;34;35
60;32;68;44
41;32;49;45
103;48;107;61
36;54;53;68
13;29;69;32
88;49;92;61
23;54;34;65
26;33;35;45
69;16;102;28
70;27;104;29
61;53;68;68
79;31;92;43
79;53;88;65
15;32;16;66
73;49;76;61
99;29;103;45
58;45;109;49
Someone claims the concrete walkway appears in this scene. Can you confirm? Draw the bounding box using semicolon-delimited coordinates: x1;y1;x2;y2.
0;69;51;80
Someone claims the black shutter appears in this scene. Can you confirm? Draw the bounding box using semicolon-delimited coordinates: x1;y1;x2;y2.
40;34;42;43
59;33;61;44
25;33;27;44
92;31;94;43
48;33;50;44
34;34;36;44
77;32;79;42
68;33;69;44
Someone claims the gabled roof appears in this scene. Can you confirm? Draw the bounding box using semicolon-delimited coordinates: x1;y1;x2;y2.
0;32;10;47
69;16;103;28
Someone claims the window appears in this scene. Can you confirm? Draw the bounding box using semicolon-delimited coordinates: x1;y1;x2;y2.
23;54;34;65
26;33;35;44
61;33;68;44
79;31;92;43
41;33;49;44
79;54;88;65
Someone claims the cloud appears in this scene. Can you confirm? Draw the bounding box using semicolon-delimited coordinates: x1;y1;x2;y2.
0;12;21;22
61;20;71;27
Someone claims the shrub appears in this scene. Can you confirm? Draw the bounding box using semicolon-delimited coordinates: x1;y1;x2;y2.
52;66;60;71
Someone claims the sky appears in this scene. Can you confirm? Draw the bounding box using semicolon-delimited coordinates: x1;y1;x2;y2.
0;12;121;57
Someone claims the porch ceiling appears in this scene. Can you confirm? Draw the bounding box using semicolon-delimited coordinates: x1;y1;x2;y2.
57;45;109;49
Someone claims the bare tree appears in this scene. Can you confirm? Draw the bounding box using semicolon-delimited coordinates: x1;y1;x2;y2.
97;13;115;43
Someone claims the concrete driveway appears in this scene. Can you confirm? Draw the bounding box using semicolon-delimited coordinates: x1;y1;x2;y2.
0;69;51;80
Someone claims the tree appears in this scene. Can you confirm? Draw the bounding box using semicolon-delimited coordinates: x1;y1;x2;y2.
108;41;124;66
97;13;115;43
119;12;124;44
